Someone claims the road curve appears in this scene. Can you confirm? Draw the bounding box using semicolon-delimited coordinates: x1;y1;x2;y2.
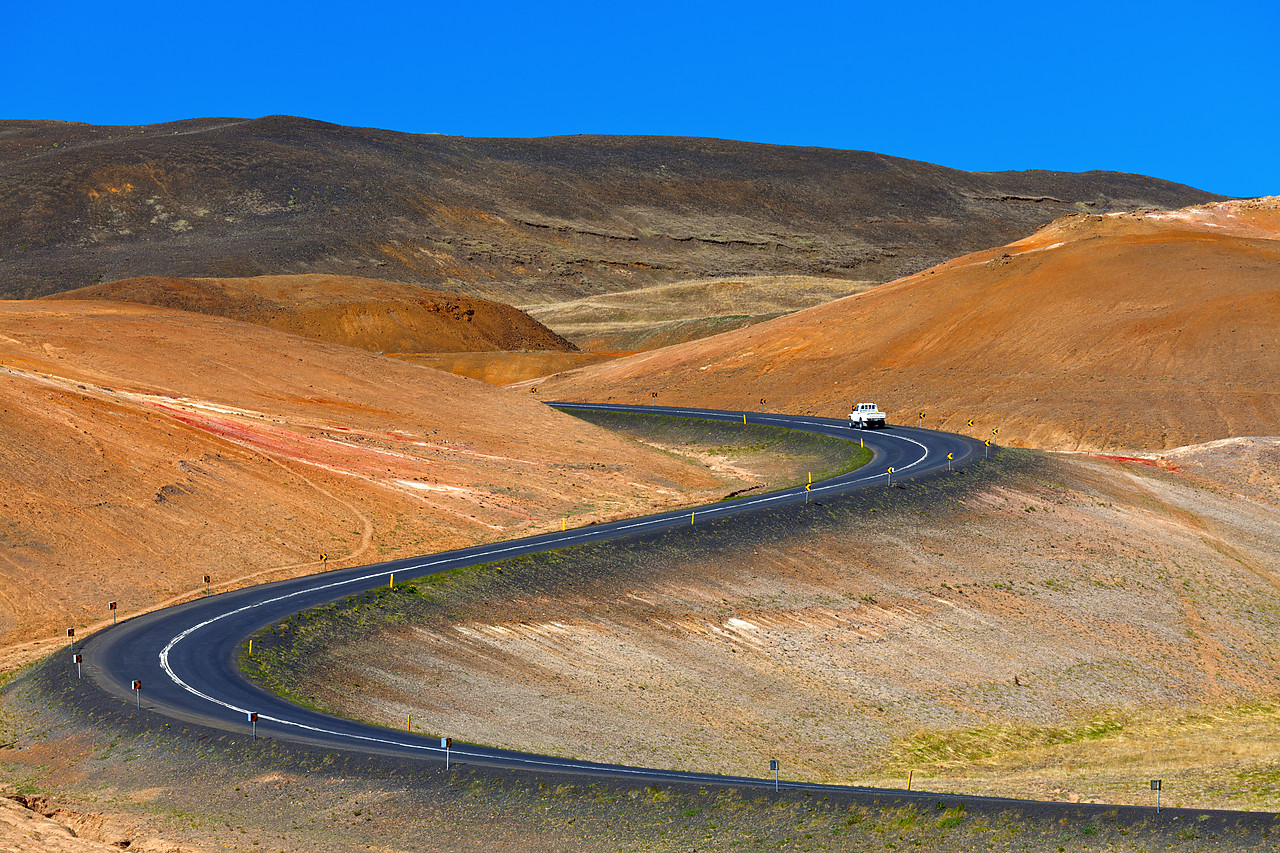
80;403;983;793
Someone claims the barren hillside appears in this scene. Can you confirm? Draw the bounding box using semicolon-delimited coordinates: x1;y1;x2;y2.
0;300;738;658
46;274;575;354
277;446;1280;810
0;117;1222;302
531;198;1280;451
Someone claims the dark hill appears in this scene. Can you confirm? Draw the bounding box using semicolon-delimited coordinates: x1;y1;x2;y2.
0;116;1225;301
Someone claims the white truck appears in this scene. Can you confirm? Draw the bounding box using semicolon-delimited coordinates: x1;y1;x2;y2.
848;402;887;429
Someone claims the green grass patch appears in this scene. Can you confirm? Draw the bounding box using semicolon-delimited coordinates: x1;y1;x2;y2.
897;716;1127;768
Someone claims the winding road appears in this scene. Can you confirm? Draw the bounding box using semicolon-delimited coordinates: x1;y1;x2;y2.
80;403;981;791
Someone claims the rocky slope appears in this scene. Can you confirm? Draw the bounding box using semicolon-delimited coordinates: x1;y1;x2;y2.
0;117;1223;302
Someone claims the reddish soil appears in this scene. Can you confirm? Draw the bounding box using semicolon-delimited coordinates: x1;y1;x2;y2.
45;274;575;355
0;300;739;661
530;198;1280;452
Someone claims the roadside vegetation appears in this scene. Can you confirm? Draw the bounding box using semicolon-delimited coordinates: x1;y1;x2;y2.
556;408;872;497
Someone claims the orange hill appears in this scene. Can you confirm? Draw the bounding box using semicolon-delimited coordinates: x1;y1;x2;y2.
45;274;576;355
0;300;731;659
530;198;1280;452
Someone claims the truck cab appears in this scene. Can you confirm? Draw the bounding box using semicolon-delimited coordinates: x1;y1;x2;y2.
849;402;886;429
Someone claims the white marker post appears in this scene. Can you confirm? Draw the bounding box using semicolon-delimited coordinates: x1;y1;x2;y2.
132;679;141;709
1151;779;1161;812
770;759;779;792
442;737;452;770
73;653;82;679
248;712;258;740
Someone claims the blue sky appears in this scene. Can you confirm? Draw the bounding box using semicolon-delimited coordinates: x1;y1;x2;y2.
5;1;1277;197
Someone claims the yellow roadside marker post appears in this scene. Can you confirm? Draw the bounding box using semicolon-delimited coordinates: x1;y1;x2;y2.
389;573;394;589
248;640;253;657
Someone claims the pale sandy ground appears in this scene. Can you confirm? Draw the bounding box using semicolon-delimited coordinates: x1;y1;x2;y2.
0;792;198;853
302;438;1280;812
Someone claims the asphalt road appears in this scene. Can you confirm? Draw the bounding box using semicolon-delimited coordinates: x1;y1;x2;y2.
80;403;985;792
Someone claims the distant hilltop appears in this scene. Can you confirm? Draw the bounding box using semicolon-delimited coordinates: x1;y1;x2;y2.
0;116;1225;302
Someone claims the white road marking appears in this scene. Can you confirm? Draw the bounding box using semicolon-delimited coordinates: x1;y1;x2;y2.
153;404;939;772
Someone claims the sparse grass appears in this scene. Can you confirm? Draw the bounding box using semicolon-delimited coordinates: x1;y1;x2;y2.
558;408;872;491
898;716;1128;767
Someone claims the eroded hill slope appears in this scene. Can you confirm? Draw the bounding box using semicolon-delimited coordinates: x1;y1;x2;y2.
531;198;1280;451
45;274;575;354
0;300;735;657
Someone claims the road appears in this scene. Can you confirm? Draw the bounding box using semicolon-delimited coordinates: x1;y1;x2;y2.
80;403;981;792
